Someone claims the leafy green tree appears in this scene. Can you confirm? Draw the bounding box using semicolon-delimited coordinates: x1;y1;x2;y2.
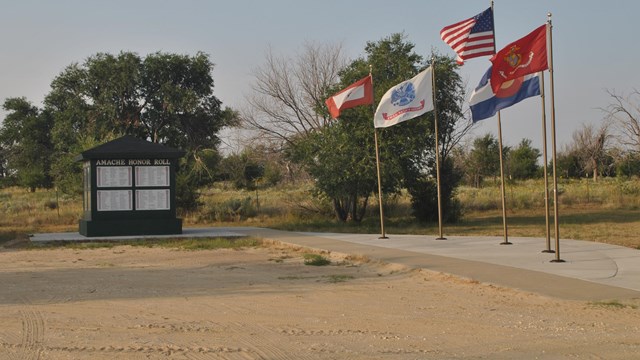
289;116;378;222
614;151;640;177
508;138;541;180
220;151;265;190
0;144;8;182
43;51;236;202
290;34;466;222
556;147;582;179
466;134;504;187
0;97;54;191
403;54;467;223
288;33;422;222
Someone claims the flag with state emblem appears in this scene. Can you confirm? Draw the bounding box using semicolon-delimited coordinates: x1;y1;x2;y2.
325;75;373;119
490;24;548;94
469;65;541;122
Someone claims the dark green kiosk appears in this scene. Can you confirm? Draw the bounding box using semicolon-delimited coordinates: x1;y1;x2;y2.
76;135;185;237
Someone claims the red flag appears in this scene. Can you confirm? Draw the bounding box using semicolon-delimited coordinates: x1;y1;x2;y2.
325;75;373;119
490;24;548;94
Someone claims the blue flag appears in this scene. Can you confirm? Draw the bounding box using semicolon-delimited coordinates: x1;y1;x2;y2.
469;66;541;122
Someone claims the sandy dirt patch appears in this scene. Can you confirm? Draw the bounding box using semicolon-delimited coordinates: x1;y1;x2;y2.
0;242;639;359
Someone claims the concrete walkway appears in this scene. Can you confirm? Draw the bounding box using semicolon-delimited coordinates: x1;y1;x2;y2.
30;227;640;301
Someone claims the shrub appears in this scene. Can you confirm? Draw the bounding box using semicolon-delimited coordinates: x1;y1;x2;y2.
303;253;331;266
43;200;58;210
199;197;257;222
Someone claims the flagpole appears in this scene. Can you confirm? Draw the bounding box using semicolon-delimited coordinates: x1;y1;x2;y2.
539;72;554;253
491;0;511;245
374;128;387;239
547;13;564;262
431;57;446;240
496;113;511;245
371;65;388;239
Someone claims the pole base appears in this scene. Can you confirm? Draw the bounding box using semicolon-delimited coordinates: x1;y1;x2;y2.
379;236;389;239
500;241;512;245
435;237;447;240
541;249;556;253
550;259;566;263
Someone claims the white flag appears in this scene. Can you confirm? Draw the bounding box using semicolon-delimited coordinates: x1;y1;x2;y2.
374;66;434;128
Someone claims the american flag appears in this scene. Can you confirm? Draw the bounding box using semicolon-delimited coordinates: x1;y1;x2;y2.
440;7;495;65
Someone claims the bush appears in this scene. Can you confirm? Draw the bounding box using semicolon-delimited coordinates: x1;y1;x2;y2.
303;253;331;266
175;171;202;211
43;200;58;210
198;197;257;222
407;158;463;223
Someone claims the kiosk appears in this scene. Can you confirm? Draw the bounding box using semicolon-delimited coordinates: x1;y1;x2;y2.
76;135;185;237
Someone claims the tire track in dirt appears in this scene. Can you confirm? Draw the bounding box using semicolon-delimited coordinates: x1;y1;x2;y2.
219;303;316;360
0;325;22;360
17;304;45;360
20;344;252;359
147;342;248;359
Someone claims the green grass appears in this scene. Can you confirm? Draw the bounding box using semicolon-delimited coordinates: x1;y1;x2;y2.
4;177;640;249
325;274;354;283
277;274;355;283
590;300;638;309
147;237;261;250
303;253;331;266
30;237;261;250
278;275;317;280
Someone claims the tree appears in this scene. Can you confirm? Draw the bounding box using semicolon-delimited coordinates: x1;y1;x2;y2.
0;144;7;182
0;97;54;191
403;54;468;223
42;51;236;201
289;116;378;222
508;138;541;180
290;35;467;223
613;149;640;177
555;146;582;179
604;89;640;152
288;33;424;222
570;123;611;181
241;41;347;147
466;134;503;187
220;150;265;190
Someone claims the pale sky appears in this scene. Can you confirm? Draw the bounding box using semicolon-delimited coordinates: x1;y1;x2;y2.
1;0;637;153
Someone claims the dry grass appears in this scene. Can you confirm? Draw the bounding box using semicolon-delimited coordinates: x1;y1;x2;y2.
2;177;640;249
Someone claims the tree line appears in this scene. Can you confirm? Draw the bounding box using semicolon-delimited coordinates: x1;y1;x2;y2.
0;52;237;208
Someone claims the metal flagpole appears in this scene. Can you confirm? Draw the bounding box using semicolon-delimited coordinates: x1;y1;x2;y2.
497;114;511;245
539;73;554;253
374;128;388;239
547;13;564;262
491;1;511;245
371;65;388;239
431;58;446;240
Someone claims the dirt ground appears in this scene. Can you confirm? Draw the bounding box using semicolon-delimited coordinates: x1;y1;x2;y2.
1;242;639;360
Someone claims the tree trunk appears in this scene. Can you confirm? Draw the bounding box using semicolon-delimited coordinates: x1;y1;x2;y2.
354;195;369;223
333;198;348;222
